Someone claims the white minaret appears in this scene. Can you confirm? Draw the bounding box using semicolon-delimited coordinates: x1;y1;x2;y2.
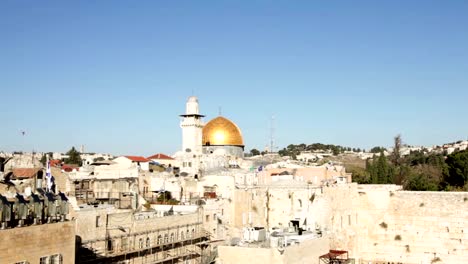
180;96;204;154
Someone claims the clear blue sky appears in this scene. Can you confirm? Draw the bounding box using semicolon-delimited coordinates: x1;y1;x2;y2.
1;1;467;156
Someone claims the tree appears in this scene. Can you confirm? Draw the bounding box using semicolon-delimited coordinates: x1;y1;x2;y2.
391;134;402;166
65;147;82;165
370;146;386;153
250;149;261;156
40;154;47;166
93;157;105;162
405;173;438;191
444;150;468;188
366;152;394;184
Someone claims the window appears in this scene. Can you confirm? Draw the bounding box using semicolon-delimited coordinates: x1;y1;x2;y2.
40;257;49;264
206;215;210;222
15;261;29;264
164;234;168;243
96;216;101;227
170;233;174;242
180;231;185;240
40;254;62;264
139;238;144;249
146;237;151;248
50;255;62;264
157;235;163;245
121;237;128;251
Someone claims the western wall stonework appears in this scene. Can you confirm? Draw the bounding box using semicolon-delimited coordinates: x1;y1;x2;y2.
330;185;468;263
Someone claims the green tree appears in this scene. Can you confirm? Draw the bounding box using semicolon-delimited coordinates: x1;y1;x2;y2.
93;157;105;162
40;154;47;166
65;147;82;165
370;146;386;153
391;134;402;166
405;173;438;191
444;150;468;188
250;149;261;156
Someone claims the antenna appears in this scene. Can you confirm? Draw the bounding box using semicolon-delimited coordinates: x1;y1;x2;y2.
270;115;276;153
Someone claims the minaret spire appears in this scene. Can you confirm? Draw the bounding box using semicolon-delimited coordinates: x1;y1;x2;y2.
180;96;205;154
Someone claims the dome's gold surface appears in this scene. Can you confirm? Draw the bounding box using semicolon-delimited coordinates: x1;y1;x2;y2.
203;116;244;146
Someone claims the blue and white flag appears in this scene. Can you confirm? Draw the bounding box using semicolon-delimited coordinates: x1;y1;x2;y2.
46;156;53;192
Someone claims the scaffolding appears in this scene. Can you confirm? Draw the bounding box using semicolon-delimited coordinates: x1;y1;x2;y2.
78;222;211;264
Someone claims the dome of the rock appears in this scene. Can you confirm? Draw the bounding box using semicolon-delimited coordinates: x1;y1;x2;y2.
202;116;244;147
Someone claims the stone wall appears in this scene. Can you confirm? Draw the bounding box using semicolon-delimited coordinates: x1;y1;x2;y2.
0;221;76;264
230;182;468;263
353;187;468;264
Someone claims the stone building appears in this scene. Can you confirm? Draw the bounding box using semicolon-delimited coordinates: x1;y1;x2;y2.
75;205;211;263
0;191;75;264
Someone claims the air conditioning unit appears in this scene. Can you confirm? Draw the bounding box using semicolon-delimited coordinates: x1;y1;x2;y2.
0;194;12;229
14;194;28;227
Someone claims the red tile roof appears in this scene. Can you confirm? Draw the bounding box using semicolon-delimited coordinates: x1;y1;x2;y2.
11;168;42;179
62;164;79;172
147;153;174;160
50;159;62;167
124;156;150;162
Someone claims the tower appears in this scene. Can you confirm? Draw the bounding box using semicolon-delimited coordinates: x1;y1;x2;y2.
180;96;204;154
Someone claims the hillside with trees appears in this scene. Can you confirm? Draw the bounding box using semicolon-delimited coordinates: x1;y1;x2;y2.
351;136;468;191
277;143;362;159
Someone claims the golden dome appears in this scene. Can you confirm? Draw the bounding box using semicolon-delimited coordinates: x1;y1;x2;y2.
203;116;244;146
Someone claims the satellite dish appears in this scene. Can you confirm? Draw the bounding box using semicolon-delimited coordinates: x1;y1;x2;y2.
185;148;192;153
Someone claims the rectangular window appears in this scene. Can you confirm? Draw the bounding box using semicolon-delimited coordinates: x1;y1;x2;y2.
96;216;101;227
40;254;62;264
40;256;49;264
206;215;209;222
50;254;63;264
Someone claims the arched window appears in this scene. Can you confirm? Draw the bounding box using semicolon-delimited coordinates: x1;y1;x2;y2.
192;228;195;238
146;237;151;248
139;238;143;249
180;231;185;240
164;234;169;244
186;229;191;238
157;235;162;245
170;233;174;242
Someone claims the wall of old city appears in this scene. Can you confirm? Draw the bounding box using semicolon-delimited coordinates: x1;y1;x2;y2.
353;186;468;264
0;221;76;264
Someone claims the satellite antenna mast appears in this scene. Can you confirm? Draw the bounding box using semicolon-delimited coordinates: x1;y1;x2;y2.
270;115;275;153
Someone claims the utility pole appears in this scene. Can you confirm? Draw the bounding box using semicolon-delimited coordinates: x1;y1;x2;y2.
270;115;276;153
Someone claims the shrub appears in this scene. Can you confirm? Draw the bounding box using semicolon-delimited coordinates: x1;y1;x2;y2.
395;235;402;241
380;222;388;229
